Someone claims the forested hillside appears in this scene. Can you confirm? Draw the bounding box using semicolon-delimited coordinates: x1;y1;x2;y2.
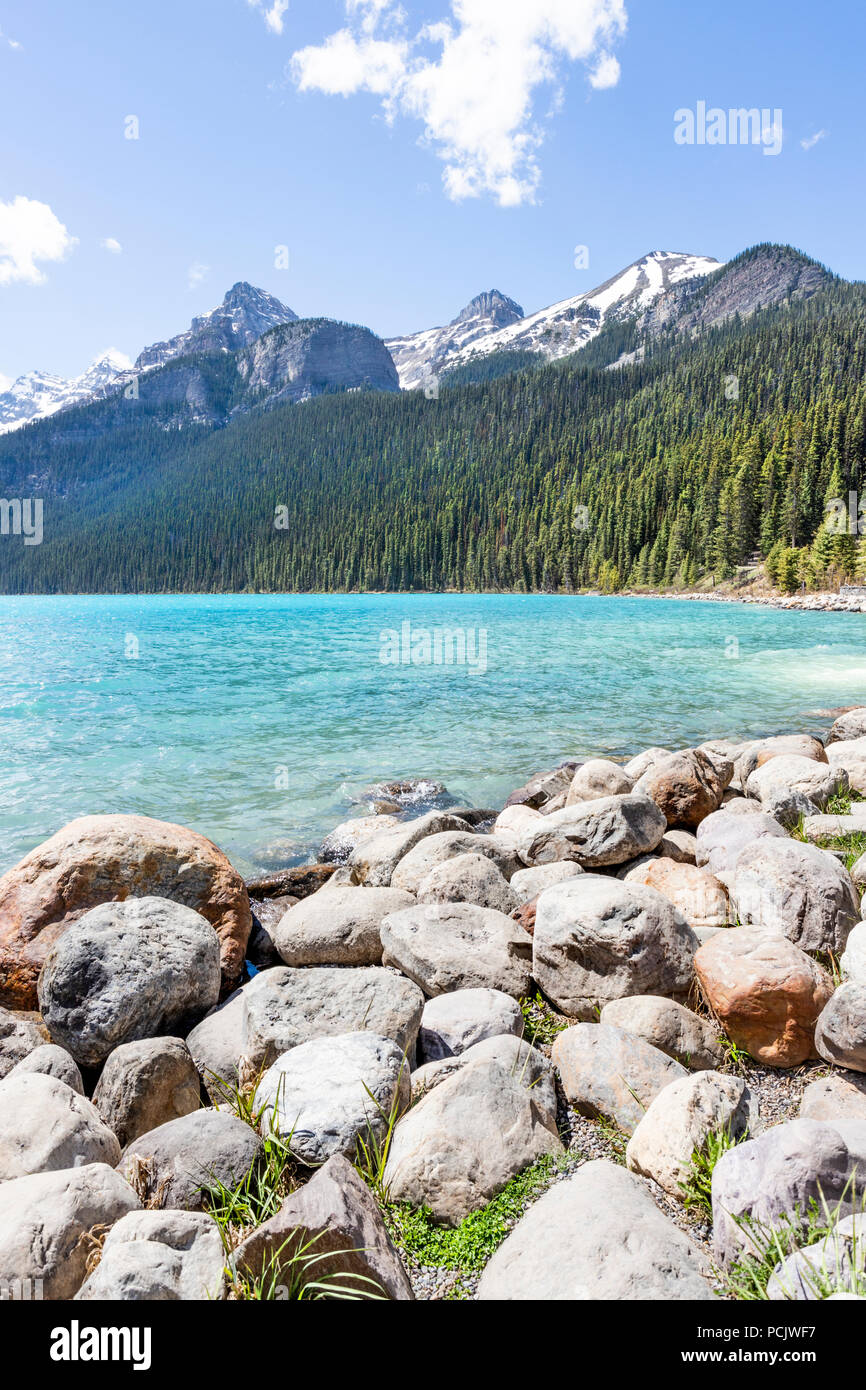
1;246;864;595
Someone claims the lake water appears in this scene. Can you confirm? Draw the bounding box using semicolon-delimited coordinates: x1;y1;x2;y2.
1;593;865;877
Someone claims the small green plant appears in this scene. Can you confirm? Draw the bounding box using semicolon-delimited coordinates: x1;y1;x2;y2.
227;1232;387;1302
353;1067;410;1201
520;991;568;1046
817;830;866;873
679;1128;739;1216
725;1190;866;1301
824;787;866;817
718;1035;752;1073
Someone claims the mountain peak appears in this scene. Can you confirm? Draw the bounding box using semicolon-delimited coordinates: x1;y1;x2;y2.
454;290;524;327
137;283;298;372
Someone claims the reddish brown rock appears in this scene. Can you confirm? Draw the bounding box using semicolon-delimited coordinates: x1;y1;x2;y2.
635;749;730;829
0;814;251;1010
511;897;538;937
620;858;729;930
694;927;834;1067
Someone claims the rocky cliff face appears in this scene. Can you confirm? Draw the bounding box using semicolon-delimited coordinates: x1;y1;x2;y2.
238;319;399;405
136;283;298;372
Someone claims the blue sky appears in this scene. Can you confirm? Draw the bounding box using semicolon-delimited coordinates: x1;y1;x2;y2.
1;0;864;382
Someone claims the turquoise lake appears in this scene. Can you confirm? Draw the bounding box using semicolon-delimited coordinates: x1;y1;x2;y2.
1;593;865;878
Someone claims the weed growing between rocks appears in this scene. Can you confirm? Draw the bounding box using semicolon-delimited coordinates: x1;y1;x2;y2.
724;1189;866;1300
520;991;569;1047
817;830;866;872
678;1129;740;1216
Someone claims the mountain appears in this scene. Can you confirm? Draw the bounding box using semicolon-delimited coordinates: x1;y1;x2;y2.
1;243;860;602
386;252;722;388
0;349;133;436
238;319;398;406
135;282;299;372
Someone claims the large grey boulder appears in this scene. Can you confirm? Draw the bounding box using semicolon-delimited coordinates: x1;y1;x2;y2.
319;814;401;864
274;885;414;967
532;876;698;1019
0;1072;120;1180
623;747;672;781
38;896;221;1067
477;1160;716;1300
186;984;247;1102
233;1154;413;1300
799;1074;866;1123
635;749;730;828
93;1038;201;1146
815;983;866;1072
729;839;859;955
510;862;583;904
76;1209;226;1301
695;808;787;875
382;1054;562;1225
712;1118;866;1266
389;830;516;894
417;988;523;1063
254;1033;409;1168
552;1023;687;1134
381;903;532;999
518;794;667;869
240;965;424;1071
348;812;473;886
566;759;633;804
599;996;723;1070
0;1006;45;1079
417;853;517;913
409;1034;557;1127
767;1215;866;1300
626;1071;759;1197
746;755;845;810
826;737;866;795
0;1163;140;1299
5;1043;84;1094
504;764;575;810
827;708;866;744
736;735;828;787
118;1109;263;1210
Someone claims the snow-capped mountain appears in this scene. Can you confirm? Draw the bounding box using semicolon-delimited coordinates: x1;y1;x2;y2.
0;349;134;436
387;252;723;389
135;282;298;372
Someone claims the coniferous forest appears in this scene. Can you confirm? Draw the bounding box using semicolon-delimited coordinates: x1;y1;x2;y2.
1;247;865;596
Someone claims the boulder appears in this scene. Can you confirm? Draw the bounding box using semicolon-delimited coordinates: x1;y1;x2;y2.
0;1163;140;1299
799;1074;866;1123
0;814;250;1010
815;983;866;1072
767;1214;866;1300
623;748;672;781
827;708;866;744
93;1038;201;1147
746;755;845;810
389;830;516;894
477;1160;715;1300
233;1155;413;1300
417;988;523;1063
826;737;866;795
510;861;583;904
382;1054;562;1226
853;851;866;894
695;807;788;875
416;853;517;914
381;903;532;1000
504;766;575;810
240;965;424;1071
764;787;820;826
409;1035;557;1127
0;1072;121;1180
5;1042;84;1093
185;983;246;1103
695;928;834;1067
659;829;698;864
626;1071;759;1197
319;814;401;864
712;1118;866;1266
566;759;633;804
0;1006;46;1079
552;1023;687;1134
736;735;828;786
532;876;698;1019
118;1109;262;1210
347;811;473;886
76;1209;226;1301
273;885;414;968
729;839;859;954
619;858;729;930
254;1033;409;1167
599;996;723;1070
493;805;543;837
635;749;730;828
841;923;866;984
803;811;866;844
518;794;667;869
38;897;221;1067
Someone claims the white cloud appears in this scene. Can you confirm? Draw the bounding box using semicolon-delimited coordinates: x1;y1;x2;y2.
0;372;11;392
289;0;628;206
0;26;22;50
801;129;827;151
0;196;77;287
101;237;123;254
248;0;290;36
187;262;210;290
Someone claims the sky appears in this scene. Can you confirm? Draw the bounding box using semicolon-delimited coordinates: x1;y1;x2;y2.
1;0;864;383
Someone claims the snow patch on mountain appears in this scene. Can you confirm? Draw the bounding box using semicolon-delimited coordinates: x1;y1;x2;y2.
0;348;134;435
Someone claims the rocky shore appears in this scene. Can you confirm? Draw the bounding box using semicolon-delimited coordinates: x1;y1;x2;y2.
664;588;866;614
2;723;866;1303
